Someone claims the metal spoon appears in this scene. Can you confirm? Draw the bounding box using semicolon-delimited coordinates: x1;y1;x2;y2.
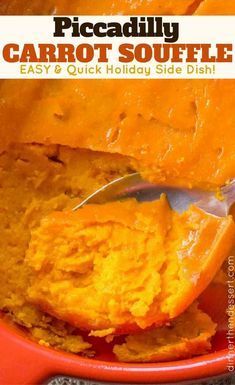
73;172;235;217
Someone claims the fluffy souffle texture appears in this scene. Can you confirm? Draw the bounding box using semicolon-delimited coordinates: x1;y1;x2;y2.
0;143;133;353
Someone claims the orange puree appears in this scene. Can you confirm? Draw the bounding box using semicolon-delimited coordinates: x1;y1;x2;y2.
0;1;204;16
2;0;235;16
113;303;216;362
0;144;132;354
0;79;234;189
195;0;235;15
26;197;235;334
0;2;235;189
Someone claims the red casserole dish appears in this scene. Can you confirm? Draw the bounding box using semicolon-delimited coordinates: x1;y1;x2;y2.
0;316;232;385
